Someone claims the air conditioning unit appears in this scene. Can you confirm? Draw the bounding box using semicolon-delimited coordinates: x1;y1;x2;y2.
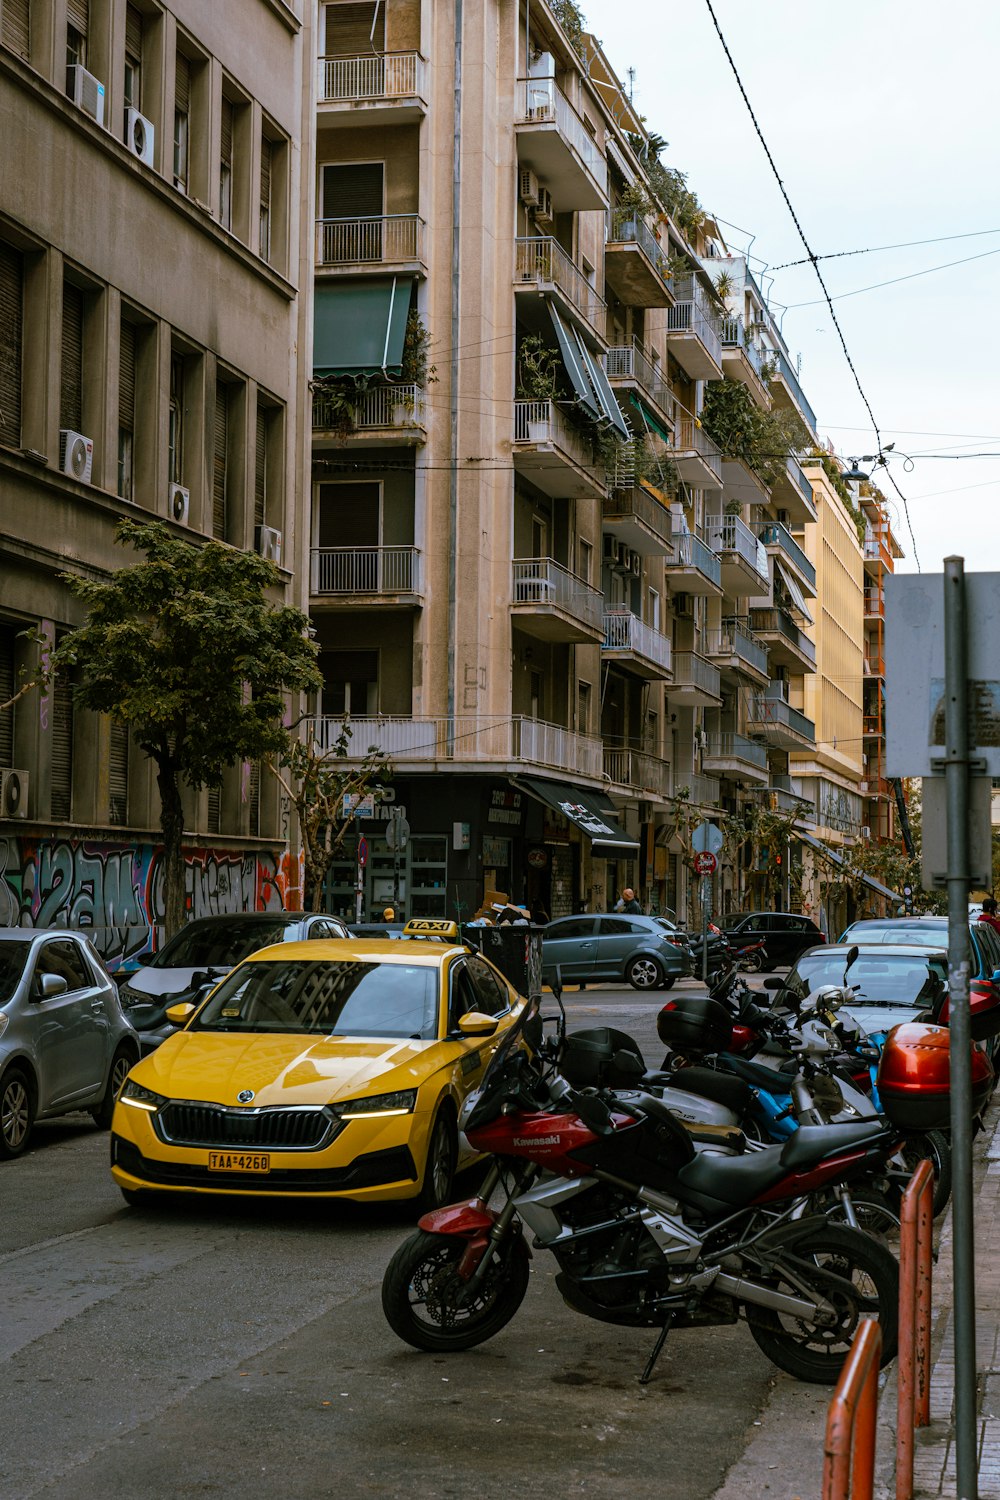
630;550;641;576
59;429;94;483
616;542;629;569
169;483;190;525
602;533;618;562
674;592;694;618
859;824;872;840
0;768;29;819
68;65;105;127
534;188;554;227
519;168;540;207
255;524;283;563
124;107;155;165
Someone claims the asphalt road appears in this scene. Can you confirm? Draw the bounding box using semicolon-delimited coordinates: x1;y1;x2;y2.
2;979;783;1500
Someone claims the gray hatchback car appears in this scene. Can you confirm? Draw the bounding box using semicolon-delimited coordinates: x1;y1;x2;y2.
541;913;692;990
0;929;140;1158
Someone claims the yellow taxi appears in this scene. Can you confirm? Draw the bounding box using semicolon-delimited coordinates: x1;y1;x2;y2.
110;921;526;1208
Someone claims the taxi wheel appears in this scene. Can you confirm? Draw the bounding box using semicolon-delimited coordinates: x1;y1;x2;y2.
0;1067;34;1159
91;1046;136;1130
417;1109;457;1212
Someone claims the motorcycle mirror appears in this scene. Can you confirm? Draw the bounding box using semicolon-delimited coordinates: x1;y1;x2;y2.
843;944;859;983
762;976;784;991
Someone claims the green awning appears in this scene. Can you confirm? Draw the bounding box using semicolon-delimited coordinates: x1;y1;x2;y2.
547;301;602;420
313;277;413;377
628;392;672;446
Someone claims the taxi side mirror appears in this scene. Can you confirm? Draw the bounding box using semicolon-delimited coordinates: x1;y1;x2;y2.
458;1011;499;1037
165;1002;196;1026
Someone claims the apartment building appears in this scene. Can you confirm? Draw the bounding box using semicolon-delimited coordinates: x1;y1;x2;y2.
0;0;313;960
859;483;903;845
309;0;831;926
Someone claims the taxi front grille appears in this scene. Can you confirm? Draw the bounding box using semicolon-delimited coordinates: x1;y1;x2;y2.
155;1103;338;1151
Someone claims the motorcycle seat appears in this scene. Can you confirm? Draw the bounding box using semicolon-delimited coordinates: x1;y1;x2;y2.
718;1055;799;1090
677;1119;890;1209
643;1066;751;1115
779;1121;891;1169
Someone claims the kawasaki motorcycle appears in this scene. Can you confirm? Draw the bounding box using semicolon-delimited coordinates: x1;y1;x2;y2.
382;992;899;1385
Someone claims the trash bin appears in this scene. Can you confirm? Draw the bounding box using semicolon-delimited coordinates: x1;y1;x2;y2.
461;924;544;998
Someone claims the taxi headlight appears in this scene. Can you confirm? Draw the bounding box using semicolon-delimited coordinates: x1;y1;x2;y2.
338;1089;418;1119
120;1080;168;1112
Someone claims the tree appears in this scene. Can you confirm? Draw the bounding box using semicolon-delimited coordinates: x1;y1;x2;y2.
268;723;393;911
52;519;321;938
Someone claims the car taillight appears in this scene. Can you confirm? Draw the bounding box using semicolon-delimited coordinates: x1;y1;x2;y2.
970;979;997;1001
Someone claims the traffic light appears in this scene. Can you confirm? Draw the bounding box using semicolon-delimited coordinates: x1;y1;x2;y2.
775;852;782;867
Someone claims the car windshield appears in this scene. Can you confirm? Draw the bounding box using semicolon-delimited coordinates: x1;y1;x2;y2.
782;951;947;1009
0;942;31;1003
191;959;440;1039
149;920;297;969
841;923;947;949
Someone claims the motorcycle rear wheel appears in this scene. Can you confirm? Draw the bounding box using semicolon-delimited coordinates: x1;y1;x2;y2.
896;1131;951;1216
382;1229;530;1352
745;1223;898;1384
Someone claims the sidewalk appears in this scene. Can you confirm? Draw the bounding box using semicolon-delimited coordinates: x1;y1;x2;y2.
708;1098;1000;1500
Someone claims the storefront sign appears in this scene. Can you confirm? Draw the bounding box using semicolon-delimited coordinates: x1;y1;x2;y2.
527;847;548;869
488;789;522;825
482;836;511;868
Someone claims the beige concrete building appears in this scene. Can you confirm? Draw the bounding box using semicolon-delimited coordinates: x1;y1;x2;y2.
860;483;903;846
0;0;314;963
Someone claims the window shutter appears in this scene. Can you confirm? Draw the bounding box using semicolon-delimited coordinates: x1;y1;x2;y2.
109;718;129;825
213;384;228;539
125;3;142;58
259;136;271;210
0;623;15;766
66;0;88;36
254;404;266;528
175;50;190;112
0;241;23;449
206;785;221;834
321;161;383;218
247;762;260;836
220;96;233;167
50;671;74;822
119;319;135;430
61;282;83;434
324;2;385;54
2;0;30;59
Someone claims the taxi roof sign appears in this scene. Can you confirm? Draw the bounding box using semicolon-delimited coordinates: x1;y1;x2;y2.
403;919;460;941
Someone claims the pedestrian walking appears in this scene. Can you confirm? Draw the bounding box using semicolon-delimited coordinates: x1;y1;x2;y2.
978;896;1000;936
614;887;641;914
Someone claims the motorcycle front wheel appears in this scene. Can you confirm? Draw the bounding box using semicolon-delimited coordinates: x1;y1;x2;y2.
745;1223;898;1384
382;1228;530;1352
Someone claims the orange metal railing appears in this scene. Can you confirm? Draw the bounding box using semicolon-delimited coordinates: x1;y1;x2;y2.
822;1319;883;1500
896;1159;934;1500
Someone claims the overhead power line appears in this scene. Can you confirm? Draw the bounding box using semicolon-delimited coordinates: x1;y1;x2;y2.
770;225;1000;271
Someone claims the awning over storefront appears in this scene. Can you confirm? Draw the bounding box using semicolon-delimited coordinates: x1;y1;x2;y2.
313;276;413;377
796;827;896;902
513;776;640;857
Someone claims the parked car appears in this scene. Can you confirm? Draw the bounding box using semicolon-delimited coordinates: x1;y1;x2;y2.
111;920;525;1206
117;912;351;1052
767;942;949;1038
720;911;825;968
0;929;140;1158
541;913;692;990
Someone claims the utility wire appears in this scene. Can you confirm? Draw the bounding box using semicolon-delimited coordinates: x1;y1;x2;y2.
784;244;1000;308
770;225;1000;271
700;0;921;570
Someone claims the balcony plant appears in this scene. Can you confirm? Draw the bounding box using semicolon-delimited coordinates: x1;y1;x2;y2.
610;182;656;240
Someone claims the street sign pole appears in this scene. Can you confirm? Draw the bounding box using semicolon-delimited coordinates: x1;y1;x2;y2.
943;557;978;1500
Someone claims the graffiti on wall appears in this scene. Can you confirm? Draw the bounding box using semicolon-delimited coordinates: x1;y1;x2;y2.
0;835;304;972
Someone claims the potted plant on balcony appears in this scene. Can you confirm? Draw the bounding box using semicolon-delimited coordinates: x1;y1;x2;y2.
610;181;655;241
394;311;436;424
517;334;560;440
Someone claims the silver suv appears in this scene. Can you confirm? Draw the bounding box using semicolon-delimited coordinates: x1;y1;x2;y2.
0;929;140;1158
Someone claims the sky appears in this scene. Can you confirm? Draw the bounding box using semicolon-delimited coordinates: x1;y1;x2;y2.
583;0;1000;576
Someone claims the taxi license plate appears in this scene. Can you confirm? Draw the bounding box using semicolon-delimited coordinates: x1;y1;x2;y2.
208;1151;271;1173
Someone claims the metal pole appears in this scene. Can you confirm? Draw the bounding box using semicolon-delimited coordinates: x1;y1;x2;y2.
943;556;977;1500
701;874;709;984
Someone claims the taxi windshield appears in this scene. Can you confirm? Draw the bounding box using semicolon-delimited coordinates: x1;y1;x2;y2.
192;959;440;1039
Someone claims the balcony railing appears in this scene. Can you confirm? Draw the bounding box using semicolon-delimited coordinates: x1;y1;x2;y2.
707;514;769;583
755;521;816;591
317;51;425;104
604;343;672;418
512;557;603;631
516;77;608;197
312;383;424;433
605;214;671;280
864;589;884;617
786;455;815;510
515;236;606;338
749;692;815;742
720;316;769;379
603;746;672;797
703;733;769;772
311;546;420;596
772;347;818;436
672;651;721;698
316;214;423;266
667;279;723;366
749;607;817;667
864;655;886;677
310;715;604;778
682;772;721;807
601;486;675;551
706;616;770;678
863;714;882;736
670;531;722;589
675;415;723;484
602;611;673;674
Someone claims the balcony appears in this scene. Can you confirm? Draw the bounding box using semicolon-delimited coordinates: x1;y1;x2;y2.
310;546;422;604
863;714;882;737
515;76;608;211
767;775;815;819
511;557;604;643
705;616;770;684
602;610;673;681
315;214;425;273
706;514;770;595
515;236;607;343
666;530;722;596
755;520;817;596
604;746;672;799
746;687;816;749
719;317;771;407
680;772;722;808
864;589;884;619
513;401;605;500
749;607;817;672
769;347;818;439
310;715;605;781
312;384;426;447
604;343;673;430
669;651;722;707
864;654;886;679
602;484;676;557
720;457;772;509
702;733;769;784
316;52;427;124
666;279;724;381
772;455;817;525
673;413;723;492
860;776;892;799
604;215;674;308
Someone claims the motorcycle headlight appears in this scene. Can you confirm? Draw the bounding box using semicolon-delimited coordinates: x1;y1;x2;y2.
338;1089;418;1118
120;1080;168;1113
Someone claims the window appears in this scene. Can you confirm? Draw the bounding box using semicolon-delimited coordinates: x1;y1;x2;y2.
2;0;30;59
548;918;594;940
118;318;135;500
577;680;591;735
325;1;385;54
35;939;91;994
168;352;184;483
213;380;229;539
109;718;129;824
649;588;661;632
449;965;479;1028
123;3;142;111
321;650;378;715
259;135;271;262
65;0;87;94
219;95;234;228
60;280;84;434
173;51;190;191
50;663;74;822
0;622;16;766
467;956;510;1018
597;918;634;936
578;537;593;585
320;162;384;261
254;400;267;528
0;239;23;449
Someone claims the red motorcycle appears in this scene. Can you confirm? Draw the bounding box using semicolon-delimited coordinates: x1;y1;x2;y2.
382;992;899;1385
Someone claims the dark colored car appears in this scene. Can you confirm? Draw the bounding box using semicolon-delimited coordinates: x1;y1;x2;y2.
117;912;351;1051
541;913;692;991
769;943;948;1038
720;911;825;968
